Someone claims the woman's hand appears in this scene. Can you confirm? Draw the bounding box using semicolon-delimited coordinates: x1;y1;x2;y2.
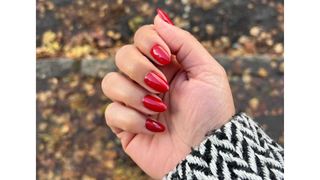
101;12;235;178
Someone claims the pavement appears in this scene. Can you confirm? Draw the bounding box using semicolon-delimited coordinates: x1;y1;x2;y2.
36;56;283;179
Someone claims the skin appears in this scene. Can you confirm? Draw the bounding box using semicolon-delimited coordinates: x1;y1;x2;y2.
101;16;235;179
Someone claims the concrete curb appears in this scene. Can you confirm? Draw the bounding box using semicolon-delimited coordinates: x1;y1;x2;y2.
36;56;283;79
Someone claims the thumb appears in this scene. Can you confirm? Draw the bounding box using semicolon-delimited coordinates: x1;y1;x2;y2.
154;13;223;77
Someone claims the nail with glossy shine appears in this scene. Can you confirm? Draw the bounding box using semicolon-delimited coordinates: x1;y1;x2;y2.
157;8;174;25
150;44;171;65
145;118;165;132
143;95;167;112
144;71;169;93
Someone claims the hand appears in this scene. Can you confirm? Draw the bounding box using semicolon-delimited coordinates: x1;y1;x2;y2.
101;12;235;179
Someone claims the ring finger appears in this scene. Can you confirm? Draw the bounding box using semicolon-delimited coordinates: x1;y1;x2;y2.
115;45;169;94
134;25;172;66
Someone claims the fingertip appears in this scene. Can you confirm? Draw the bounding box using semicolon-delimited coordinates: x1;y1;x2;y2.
156;8;174;25
154;15;170;31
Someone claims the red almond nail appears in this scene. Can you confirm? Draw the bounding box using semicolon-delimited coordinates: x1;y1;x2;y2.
142;95;167;112
144;71;169;93
157;8;174;25
150;44;171;65
145;118;165;132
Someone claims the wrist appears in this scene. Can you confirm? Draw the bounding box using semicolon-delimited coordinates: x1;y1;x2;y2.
189;106;236;148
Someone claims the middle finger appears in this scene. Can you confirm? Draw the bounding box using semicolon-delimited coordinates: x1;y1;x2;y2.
115;44;169;94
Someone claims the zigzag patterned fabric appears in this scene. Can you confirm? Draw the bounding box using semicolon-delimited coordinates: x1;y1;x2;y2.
164;113;284;180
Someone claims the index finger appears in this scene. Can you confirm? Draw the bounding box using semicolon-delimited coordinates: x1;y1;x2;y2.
134;25;172;66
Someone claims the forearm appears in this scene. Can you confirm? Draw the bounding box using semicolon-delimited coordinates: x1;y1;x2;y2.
164;113;284;180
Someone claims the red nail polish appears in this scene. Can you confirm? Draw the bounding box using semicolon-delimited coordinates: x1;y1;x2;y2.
143;95;167;112
145;118;165;132
150;44;171;65
157;8;174;25
144;71;169;93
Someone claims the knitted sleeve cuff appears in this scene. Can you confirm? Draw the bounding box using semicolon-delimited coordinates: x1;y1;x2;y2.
164;113;284;180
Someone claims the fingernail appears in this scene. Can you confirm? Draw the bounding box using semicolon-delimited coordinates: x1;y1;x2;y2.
145;118;165;132
157;8;174;25
144;71;169;93
143;95;167;112
150;44;171;65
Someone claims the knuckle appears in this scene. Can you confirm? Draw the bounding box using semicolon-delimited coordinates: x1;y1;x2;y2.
125;59;139;79
115;44;134;66
134;25;153;41
101;72;119;96
121;120;131;131
118;89;131;102
121;113;136;131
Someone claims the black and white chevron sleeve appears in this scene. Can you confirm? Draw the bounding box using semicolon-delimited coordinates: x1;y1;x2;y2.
164;113;284;180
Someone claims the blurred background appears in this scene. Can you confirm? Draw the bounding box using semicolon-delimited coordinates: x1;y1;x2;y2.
36;0;284;179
